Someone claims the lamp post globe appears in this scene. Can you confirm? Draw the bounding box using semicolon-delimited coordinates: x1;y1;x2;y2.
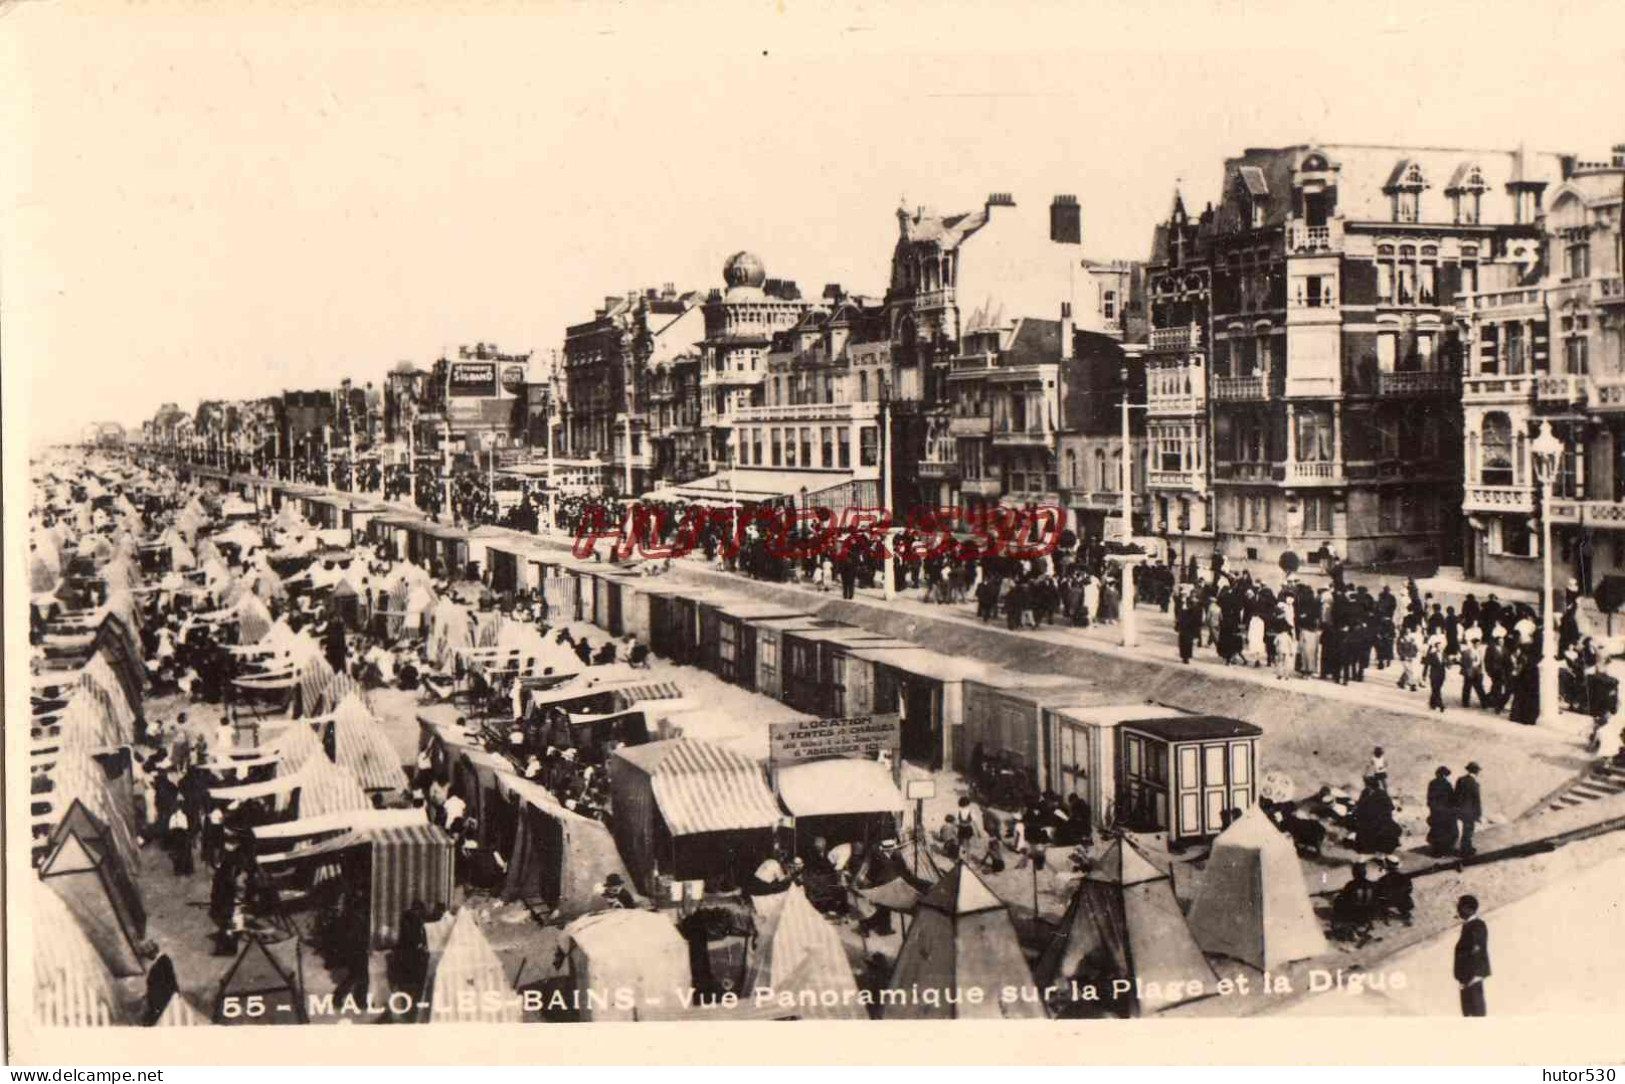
1531;421;1564;726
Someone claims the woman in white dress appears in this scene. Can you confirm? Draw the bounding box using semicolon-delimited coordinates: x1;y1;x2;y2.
1246;611;1266;667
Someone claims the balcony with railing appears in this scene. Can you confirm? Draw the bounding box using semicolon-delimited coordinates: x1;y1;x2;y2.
1377;370;1455;396
948;413;993;437
1149;325;1202;354
1536;374;1585;405
1589;376;1625;412
1287;220;1342;254
1281;460;1344;485
1462;374;1535;403
1149;468;1205;491
914;287;956;311
961;477;1001;498
733;400;881;423
917;459;961;480
1463;484;1534;514
1572;500;1625;528
948;353;998;377
992;424;1056;447
1460;286;1544;313
1212;375;1269;401
1214;461;1274;483
1597;275;1625;306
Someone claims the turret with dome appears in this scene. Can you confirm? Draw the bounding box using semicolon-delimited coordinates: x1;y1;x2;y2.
722;251;767;295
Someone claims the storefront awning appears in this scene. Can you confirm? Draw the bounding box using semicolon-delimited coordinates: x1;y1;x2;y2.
776;758;904;818
645;469;856;504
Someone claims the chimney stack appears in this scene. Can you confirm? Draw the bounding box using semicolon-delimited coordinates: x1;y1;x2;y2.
1050;194;1081;245
1613;143;1625;168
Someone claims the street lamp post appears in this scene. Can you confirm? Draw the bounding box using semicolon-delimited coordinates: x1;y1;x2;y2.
1532;420;1564;726
1120;372;1149;649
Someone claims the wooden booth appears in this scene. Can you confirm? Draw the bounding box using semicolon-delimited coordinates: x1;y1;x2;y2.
696;596;813;690
781;628;914;720
850;647;1008;772
746;616;840;702
1115;712;1261;843
1036;703;1263;843
647;586;716;666
960;676;1105;786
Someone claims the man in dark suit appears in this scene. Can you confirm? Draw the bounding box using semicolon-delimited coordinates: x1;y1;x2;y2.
1455;762;1484;856
1454;894;1491;1016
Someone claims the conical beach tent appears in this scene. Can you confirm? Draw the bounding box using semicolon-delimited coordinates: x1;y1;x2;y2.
328;694;407;792
1187;806;1329;971
153;993;211;1027
1035;836;1216;1016
39;827;149;977
421;909;520;1024
212;935;307;1024
883;862;1045;1019
747;884;866;1020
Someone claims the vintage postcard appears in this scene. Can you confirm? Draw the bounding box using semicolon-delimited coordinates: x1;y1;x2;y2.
6;0;1625;1067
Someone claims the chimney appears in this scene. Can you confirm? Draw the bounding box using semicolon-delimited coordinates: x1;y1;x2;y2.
1050;194;1081;245
663;282;676;298
1614;143;1625;168
1059;302;1074;361
985;192;1015;212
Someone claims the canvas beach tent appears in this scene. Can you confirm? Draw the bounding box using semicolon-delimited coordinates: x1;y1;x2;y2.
883;861;1046;1020
746;884;866;1021
38;825;150;978
1186;806;1329;971
1035;836;1217;1016
33;882;127;1028
419;908;521;1024
212;935;307;1024
326;693;408;792
560;909;691;1022
152;992;211;1028
493;772;635;920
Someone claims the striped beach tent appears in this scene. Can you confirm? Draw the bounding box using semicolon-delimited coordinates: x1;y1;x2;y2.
746;884;866;1021
422;909;520;1024
32;882;125;1028
153;993;210;1027
328;694;407;792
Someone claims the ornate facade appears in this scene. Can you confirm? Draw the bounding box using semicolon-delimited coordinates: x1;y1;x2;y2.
1459;145;1625;591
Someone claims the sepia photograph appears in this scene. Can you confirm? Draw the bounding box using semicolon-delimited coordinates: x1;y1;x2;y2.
5;0;1625;1067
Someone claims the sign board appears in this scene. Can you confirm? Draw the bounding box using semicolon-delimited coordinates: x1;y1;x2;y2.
449;362;498;397
905;778;936;801
500;363;529;395
768;713;901;767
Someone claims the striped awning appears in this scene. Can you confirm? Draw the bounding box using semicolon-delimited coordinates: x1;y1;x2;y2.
616;740;780;837
614;681;684;705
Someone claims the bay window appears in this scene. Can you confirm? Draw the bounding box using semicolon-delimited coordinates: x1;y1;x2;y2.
1297;410;1334;462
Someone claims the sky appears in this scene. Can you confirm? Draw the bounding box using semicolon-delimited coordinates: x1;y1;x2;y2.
4;0;1624;446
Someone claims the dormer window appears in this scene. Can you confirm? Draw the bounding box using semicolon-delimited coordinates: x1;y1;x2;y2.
1389;162;1428;223
1237;167;1269;230
1448;164;1488;225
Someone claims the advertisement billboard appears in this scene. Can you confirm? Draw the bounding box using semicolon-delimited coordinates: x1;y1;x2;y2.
449;361;498;397
500;362;529;395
